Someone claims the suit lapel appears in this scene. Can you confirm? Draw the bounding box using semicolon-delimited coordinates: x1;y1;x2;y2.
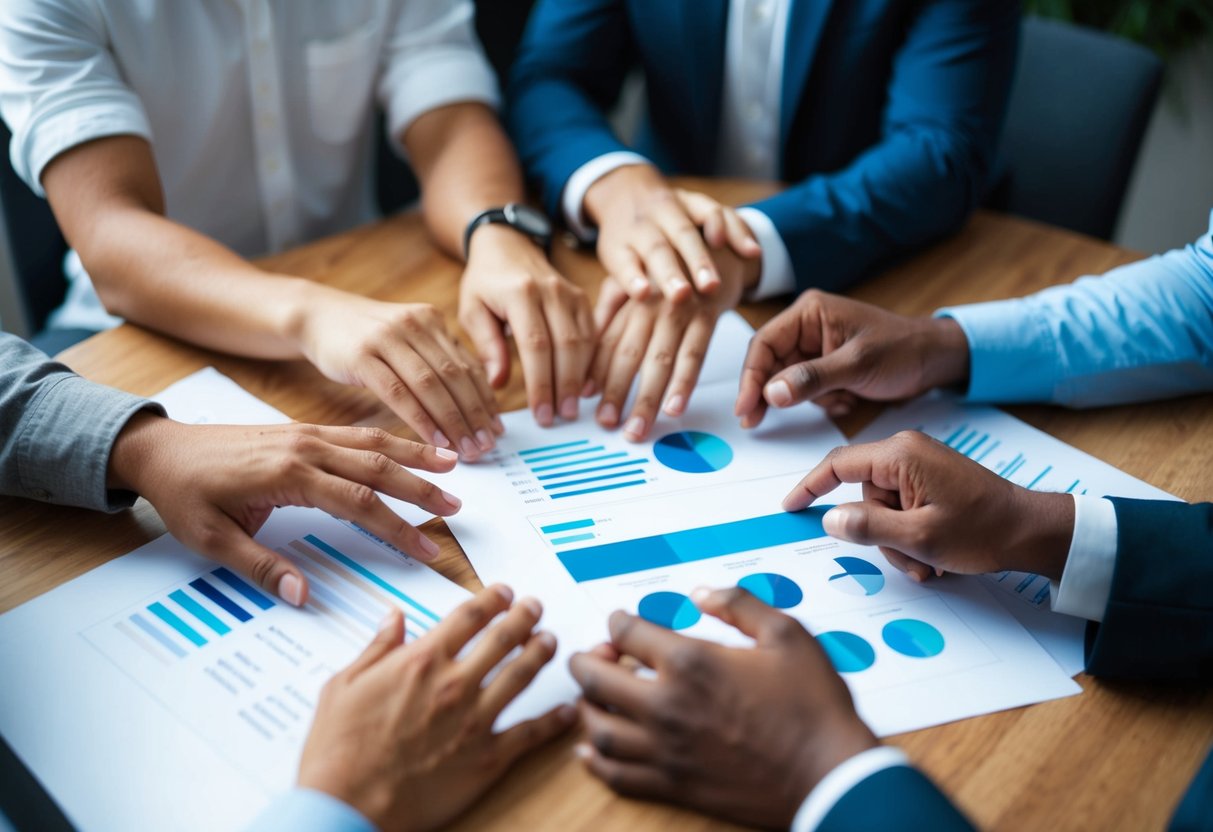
678;0;728;169
781;0;834;149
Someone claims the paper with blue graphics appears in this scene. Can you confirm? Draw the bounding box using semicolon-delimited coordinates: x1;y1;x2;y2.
440;319;1080;738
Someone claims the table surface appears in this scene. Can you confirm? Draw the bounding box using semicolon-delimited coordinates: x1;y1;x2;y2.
2;179;1211;832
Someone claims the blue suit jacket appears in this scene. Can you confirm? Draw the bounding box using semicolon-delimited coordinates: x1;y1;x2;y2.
818;498;1213;830
508;0;1020;293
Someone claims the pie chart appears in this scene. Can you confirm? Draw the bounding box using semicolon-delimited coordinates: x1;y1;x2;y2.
638;591;701;630
738;573;803;609
882;619;945;658
817;631;875;673
828;557;885;597
653;431;733;474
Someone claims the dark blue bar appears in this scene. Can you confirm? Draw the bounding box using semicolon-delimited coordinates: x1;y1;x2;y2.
518;439;590;456
190;577;252;622
523;445;605;463
550;479;646;500
536;459;649;481
543;468;645;491
531;452;627;472
213;567;275;610
557;507;832;582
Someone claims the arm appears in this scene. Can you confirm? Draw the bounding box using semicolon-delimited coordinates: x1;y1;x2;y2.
750;0;1020;292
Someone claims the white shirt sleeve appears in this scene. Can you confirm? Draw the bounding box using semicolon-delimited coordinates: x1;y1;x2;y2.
559;151;653;240
789;746;911;832
1050;495;1119;622
377;0;499;148
0;0;153;196
737;206;796;300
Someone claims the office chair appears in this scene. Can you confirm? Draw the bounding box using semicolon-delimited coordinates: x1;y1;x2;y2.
990;15;1163;240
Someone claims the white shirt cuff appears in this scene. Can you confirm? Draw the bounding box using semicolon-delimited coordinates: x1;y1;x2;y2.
737;206;795;300
560;151;652;240
1050;495;1119;622
790;746;911;832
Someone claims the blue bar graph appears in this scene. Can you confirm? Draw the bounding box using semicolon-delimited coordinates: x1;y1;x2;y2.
550;479;646;500
974;441;1000;462
519;439;590;456
557;507;832;582
169;589;230;636
543;469;644;491
943;424;967;446
190;577;252;622
303;534;440;623
523;445;605;463
536;459;649;481
531;452;628;473
551;533;596;546
1025;465;1053;489
130;613;187;658
540;518;596;534
1065;479;1080;493
213;567;275;611
148;602;207;647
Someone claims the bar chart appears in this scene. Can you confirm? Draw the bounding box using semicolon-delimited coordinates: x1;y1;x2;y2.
503;438;652;503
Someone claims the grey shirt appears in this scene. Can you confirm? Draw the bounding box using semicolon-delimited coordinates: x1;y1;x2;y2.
0;333;164;511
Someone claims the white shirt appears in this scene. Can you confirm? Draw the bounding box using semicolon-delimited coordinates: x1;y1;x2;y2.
0;0;499;330
560;0;797;300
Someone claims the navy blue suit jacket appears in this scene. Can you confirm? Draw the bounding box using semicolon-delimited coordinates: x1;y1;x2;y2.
817;498;1213;830
508;0;1020;293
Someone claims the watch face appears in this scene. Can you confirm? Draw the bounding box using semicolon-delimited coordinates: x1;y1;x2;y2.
504;203;552;238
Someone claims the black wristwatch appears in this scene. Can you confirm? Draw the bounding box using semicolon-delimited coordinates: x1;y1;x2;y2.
463;203;554;258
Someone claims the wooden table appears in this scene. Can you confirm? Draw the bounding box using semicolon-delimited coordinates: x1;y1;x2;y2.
2;180;1211;831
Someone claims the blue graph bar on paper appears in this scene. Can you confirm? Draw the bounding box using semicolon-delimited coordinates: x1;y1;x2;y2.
552;533;596;546
1032;583;1051;605
1005;458;1026;479
531;452;628;472
169;589;230;636
974;440;1000;463
550;480;645;500
213;567;275;610
943;424;967;446
540;518;596;534
543;469;645;491
537;459;649;481
130;613;187;658
1015;574;1037;593
190;578;252;622
523;445;605;463
305;579;378;630
1026;465;1053;489
519;439;590;456
953;430;977;453
148;602;207;647
557;507;832;582
303;534;440;623
1065;479;1080;493
998;453;1023;476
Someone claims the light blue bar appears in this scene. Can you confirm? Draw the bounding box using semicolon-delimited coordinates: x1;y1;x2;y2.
1065;479;1081;493
550;479;645;500
130;613;187;658
537;459;649;481
943;424;967;446
1032;583;1051;605
531;451;628;472
1005;458;1027;479
1015;574;1037;593
953;430;978;453
148;602;207;647
543;468;645;491
974;440;1000;463
540;518;596;534
551;533;596;546
998;453;1024;476
304;578;378;631
523;445;605;463
169;589;230;636
518;439;590;456
303;534;440;623
1025;465;1053;490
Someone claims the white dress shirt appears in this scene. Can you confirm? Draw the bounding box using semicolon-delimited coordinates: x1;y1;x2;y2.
560;0;797;300
0;0;499;331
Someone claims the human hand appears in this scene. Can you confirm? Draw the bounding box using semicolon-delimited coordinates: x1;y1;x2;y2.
585;164;761;302
107;416;463;605
569;588;878;828
734;290;971;428
590;245;757;442
784;432;1075;581
296;287;501;460
298;586;576;832
459;225;595;426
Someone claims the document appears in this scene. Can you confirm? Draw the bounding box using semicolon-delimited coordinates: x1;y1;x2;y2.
854;393;1178;676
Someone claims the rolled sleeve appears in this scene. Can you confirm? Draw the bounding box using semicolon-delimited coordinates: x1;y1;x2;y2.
378;0;499;147
936;299;1061;403
244;788;376;832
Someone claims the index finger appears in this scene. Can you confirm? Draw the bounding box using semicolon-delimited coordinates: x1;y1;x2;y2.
427;584;515;657
305;425;459;474
781;443;881;511
607;609;698;671
651;199;719;295
506;297;557;427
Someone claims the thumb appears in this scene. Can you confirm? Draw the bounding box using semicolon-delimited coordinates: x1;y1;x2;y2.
345;608;407;676
691;586;802;646
462;301;510;387
822;501;920;555
763;348;861;409
209;523;310;607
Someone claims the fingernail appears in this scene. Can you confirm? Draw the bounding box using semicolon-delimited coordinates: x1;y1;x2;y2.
536;402;554;426
557;704;578;724
663;395;684;416
494;584;514;603
670;277;690;296
440;489;462;509
690;587;712;605
432;430;451;448
822;507;852;540
486;359;501;380
492;414;505;434
598;402;618;426
434;447;459;462
623;416;645;440
278;573;304;607
460;435;480;458
418;534;440;559
560;397;578;420
536;630;557;650
697;267;718;288
378;610;397;632
523;597;543;617
765;380;793;408
581;379;596;398
475;429;494;451
630;277;648;295
935;567;945;577
575;743;594;761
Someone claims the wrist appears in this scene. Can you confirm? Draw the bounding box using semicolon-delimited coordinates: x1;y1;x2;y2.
1005;489;1074;580
785;715;879;825
921;317;971;390
279;277;332;355
106;411;181;495
583;163;664;227
466;222;547;267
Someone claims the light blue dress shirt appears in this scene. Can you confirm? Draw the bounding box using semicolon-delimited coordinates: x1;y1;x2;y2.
245;789;376;832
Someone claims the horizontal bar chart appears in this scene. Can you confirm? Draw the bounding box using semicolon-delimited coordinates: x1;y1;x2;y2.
540;518;595;534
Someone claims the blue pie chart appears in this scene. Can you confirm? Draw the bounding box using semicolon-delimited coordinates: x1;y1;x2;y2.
817;631;876;673
828;557;885;597
638;591;702;630
882;619;945;658
653;431;733;474
738;573;804;609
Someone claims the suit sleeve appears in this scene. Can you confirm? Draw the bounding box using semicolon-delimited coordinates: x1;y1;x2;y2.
1084;498;1213;682
749;0;1020;292
816;765;975;832
506;0;638;219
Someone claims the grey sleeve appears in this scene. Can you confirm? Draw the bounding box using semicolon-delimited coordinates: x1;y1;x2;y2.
0;334;165;511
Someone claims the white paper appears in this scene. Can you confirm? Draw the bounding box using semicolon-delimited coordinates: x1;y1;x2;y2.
0;507;477;832
853;393;1178;676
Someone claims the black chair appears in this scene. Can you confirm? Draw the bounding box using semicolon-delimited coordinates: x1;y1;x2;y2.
990;16;1163;240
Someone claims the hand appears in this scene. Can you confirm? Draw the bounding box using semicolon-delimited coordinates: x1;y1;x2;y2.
784;431;1075;581
585;165;761;302
591;246;757;442
107;416;463;604
569;588;878;828
298;586;576;832
459;225;595;426
734;290;971;428
296;286;501;460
